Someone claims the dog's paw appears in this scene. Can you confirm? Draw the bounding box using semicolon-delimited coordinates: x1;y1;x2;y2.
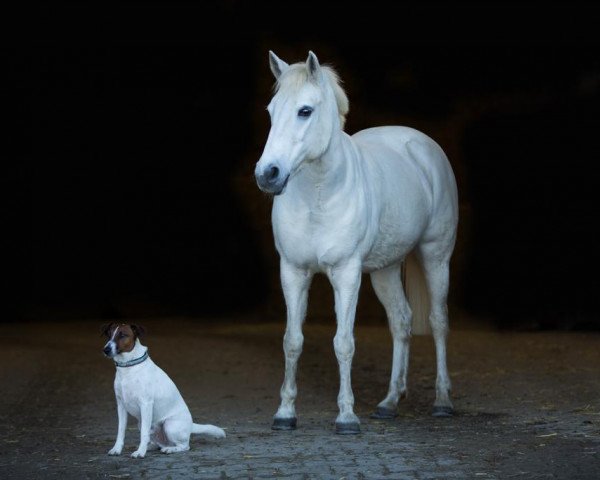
161;446;177;454
160;445;190;454
107;447;122;456
131;450;146;458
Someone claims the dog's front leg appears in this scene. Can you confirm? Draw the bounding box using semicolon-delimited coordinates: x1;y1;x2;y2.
108;399;128;455
131;400;153;458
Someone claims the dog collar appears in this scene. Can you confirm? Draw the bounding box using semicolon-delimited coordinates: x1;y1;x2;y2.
114;350;149;368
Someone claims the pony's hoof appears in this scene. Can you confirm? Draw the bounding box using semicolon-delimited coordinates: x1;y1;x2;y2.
335;422;361;435
431;406;454;417
272;417;297;430
370;406;398;419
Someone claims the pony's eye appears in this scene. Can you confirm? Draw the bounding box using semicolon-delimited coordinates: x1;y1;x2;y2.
298;106;313;117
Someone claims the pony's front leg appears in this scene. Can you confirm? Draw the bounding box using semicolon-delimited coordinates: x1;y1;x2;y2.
272;260;313;431
328;259;362;434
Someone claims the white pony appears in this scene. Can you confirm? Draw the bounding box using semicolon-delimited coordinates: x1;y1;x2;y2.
255;51;458;434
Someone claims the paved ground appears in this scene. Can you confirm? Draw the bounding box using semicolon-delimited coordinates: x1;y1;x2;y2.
1;317;599;479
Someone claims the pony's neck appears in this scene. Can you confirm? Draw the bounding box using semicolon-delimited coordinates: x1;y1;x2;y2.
301;130;358;199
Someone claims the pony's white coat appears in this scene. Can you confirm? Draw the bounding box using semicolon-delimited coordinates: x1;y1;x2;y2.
255;51;458;432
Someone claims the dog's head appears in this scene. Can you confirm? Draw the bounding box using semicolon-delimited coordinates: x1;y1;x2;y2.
101;323;146;358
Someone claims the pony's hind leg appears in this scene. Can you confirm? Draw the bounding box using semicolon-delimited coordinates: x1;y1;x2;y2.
369;263;412;419
419;245;454;417
273;260;313;430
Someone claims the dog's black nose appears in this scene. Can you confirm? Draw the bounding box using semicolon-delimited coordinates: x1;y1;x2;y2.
103;346;112;356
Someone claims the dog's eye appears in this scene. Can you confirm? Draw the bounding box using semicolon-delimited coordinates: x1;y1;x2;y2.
119;332;127;338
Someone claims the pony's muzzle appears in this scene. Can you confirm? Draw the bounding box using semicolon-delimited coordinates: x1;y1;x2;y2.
255;162;289;195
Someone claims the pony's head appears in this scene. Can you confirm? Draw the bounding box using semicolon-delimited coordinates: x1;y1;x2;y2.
255;51;349;195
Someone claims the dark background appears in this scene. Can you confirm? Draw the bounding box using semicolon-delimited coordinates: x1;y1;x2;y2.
7;2;600;329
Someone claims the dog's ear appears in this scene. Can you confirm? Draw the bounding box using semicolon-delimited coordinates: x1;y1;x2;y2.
100;322;115;338
130;324;146;339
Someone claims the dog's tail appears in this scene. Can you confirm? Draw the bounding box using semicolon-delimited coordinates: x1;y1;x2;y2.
192;423;226;438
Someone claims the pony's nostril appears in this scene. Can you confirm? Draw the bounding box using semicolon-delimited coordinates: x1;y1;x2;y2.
267;165;279;181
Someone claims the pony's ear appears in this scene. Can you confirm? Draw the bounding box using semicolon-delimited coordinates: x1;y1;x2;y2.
100;322;115;338
130;324;146;339
269;50;288;80
306;51;322;80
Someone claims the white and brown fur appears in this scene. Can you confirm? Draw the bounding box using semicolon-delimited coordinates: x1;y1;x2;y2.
102;323;225;458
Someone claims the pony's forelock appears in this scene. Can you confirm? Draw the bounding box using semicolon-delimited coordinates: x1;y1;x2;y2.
274;62;349;129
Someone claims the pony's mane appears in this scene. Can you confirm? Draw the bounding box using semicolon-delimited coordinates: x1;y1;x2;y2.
275;63;350;129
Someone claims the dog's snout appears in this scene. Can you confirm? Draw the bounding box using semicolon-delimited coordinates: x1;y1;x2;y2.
103;343;115;357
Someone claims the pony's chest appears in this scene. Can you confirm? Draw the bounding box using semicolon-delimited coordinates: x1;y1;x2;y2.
272;202;367;267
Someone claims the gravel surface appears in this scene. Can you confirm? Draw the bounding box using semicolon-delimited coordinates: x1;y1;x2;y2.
1;318;599;479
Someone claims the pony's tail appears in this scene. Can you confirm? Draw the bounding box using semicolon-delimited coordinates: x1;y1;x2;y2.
402;251;431;335
191;424;226;438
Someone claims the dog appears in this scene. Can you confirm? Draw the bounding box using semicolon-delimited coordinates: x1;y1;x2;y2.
102;322;226;458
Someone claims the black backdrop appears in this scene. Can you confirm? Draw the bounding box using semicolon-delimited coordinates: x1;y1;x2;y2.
8;3;600;329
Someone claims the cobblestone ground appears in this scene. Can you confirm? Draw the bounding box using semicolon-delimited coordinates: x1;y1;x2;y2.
1;318;599;479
